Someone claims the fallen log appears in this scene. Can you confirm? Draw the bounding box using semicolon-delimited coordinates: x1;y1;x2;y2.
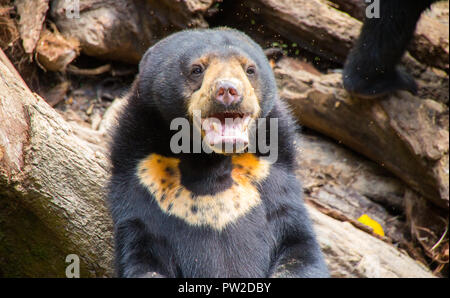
276;57;449;209
296;132;409;245
50;0;215;63
297;130;448;273
15;0;49;54
410;13;450;71
308;206;434;278
0;50;113;277
234;0;361;63
327;0;365;21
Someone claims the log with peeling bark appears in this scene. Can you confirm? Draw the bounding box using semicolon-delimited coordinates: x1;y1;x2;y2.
0;51;437;277
410;12;450;71
0;51;113;277
228;0;361;63
50;0;216;64
327;0;366;21
275;57;449;210
15;0;49;54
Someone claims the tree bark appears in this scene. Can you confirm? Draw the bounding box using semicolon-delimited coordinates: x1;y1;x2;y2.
241;0;360;63
50;0;215;63
15;0;49;54
410;13;450;71
0;51;113;277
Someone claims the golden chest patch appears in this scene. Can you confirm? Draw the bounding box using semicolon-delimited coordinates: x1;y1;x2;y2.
137;153;270;230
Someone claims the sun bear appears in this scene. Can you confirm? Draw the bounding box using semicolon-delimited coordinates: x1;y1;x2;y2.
343;0;438;98
107;28;329;278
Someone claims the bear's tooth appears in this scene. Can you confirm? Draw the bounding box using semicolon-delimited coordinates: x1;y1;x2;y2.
243;116;251;126
212;122;220;132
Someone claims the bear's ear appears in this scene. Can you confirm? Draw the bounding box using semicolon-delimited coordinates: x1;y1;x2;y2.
264;47;284;69
139;46;155;73
137;45;160;97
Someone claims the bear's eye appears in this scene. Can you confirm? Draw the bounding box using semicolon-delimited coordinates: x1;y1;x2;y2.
246;66;256;75
191;65;204;76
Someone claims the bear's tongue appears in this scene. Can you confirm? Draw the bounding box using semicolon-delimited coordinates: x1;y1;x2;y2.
202;114;251;146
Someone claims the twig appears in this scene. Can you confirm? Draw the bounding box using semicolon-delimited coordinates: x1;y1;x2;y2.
431;225;448;251
67;64;112;76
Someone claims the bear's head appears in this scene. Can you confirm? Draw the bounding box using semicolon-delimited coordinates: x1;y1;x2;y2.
137;28;278;154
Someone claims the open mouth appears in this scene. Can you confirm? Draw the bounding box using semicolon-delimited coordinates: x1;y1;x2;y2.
201;112;253;152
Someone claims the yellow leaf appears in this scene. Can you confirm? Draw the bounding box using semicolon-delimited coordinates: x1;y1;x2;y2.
358;214;385;237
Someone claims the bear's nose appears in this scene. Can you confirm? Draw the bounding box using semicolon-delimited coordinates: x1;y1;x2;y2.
215;80;242;106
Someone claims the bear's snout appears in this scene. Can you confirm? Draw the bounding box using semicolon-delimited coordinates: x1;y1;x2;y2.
214;79;243;107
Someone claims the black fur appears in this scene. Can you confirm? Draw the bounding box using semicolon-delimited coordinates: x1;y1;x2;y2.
343;0;437;98
107;28;329;278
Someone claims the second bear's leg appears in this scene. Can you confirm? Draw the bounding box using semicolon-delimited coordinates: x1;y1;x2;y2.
343;0;435;98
